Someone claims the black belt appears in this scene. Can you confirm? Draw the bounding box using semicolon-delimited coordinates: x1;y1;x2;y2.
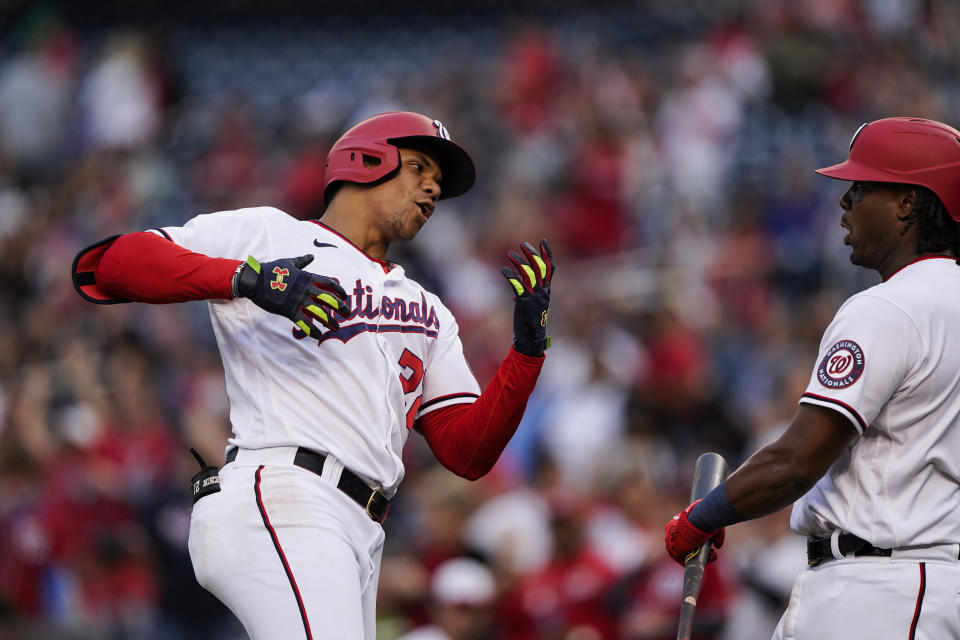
225;447;390;524
807;533;893;566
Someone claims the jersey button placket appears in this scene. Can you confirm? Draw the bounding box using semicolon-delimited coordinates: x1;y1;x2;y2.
371;268;401;438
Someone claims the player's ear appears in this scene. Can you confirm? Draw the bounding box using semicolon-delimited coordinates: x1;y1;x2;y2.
896;187;917;220
895;187;920;240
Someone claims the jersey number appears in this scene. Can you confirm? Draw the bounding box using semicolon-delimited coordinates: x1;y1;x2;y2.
398;349;424;430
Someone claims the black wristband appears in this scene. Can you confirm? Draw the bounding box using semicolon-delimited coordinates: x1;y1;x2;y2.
235;260;261;298
514;338;548;357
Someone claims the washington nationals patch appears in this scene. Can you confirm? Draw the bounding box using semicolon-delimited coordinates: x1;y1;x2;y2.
817;340;865;389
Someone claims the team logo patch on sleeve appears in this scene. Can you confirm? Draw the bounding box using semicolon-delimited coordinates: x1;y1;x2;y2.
817;340;865;389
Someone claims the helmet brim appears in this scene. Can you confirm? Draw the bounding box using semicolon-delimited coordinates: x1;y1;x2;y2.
815;159;901;183
390;135;476;200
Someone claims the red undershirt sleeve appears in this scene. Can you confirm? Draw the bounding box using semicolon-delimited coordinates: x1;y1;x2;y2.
96;232;241;303
416;347;545;480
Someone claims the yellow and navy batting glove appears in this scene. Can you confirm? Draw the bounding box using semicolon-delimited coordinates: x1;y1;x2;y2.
233;254;350;340
501;239;554;357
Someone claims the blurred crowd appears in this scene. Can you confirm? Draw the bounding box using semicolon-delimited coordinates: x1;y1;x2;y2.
0;1;958;638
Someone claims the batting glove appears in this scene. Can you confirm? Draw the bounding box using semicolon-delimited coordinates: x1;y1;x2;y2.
664;500;725;566
501;239;554;357
233;254;350;340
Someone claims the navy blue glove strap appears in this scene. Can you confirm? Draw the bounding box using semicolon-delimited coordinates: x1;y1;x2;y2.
687;481;748;532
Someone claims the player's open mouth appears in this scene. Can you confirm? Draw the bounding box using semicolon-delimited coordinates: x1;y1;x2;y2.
416;202;433;219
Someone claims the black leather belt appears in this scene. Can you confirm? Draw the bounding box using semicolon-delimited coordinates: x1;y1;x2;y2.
807;533;892;566
225;447;390;524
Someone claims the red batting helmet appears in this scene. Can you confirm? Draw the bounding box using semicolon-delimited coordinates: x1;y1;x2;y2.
816;117;960;222
323;111;476;205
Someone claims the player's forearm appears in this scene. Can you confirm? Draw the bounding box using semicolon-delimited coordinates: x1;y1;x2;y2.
723;403;857;519
691;404;857;530
687;445;809;532
96;232;241;303
418;347;544;480
722;444;819;519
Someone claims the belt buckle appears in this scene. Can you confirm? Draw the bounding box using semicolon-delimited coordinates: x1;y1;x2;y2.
365;488;389;524
807;536;825;567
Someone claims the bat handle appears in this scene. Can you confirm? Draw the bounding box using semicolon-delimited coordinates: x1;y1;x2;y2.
676;541;712;640
676;452;727;640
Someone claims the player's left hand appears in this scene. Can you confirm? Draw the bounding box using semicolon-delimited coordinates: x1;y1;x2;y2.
234;254;350;340
501;239;554;357
664;500;725;566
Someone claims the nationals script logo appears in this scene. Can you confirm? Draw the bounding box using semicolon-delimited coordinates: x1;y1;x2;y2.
817;339;865;389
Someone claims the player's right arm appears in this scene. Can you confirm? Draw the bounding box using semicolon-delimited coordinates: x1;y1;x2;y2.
666;292;916;563
720;403;857;517
91;231;240;302
716;293;918;519
665;392;859;565
74;222;348;339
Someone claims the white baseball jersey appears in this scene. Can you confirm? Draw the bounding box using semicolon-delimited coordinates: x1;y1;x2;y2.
793;256;960;548
154;206;481;495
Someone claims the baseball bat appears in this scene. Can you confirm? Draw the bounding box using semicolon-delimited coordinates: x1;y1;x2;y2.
676;452;728;640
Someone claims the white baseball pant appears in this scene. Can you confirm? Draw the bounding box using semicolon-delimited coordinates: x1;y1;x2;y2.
189;448;386;640
773;545;960;639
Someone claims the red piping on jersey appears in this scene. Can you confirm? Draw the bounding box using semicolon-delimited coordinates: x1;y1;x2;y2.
255;466;314;640
800;392;868;432
883;255;956;282
908;563;926;639
310;220;392;273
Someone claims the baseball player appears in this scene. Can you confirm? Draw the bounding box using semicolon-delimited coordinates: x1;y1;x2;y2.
71;111;555;640
664;117;960;639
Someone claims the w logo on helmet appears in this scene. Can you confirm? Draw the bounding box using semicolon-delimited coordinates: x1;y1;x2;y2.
433;119;451;141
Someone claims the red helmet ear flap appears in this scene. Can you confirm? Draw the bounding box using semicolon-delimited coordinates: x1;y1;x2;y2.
816;117;960;222
323;112;476;206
